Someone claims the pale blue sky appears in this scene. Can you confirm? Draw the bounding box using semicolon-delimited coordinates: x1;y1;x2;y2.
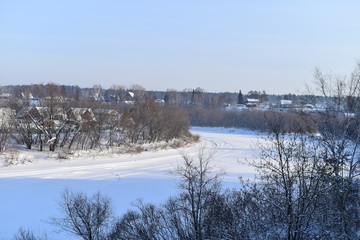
1;1;359;94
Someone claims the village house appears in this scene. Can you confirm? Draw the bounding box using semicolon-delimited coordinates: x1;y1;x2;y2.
245;98;260;108
67;108;96;122
93;109;120;124
280;99;293;108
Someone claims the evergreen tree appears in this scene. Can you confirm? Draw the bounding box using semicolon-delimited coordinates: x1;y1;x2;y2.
237;90;245;104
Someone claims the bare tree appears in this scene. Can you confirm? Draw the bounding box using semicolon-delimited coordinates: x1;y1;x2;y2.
162;105;190;142
130;84;146;102
311;63;360;239
0;108;13;152
169;145;223;240
109;201;172;240
13;118;34;149
164;89;182;105
92;84;103;101
120;99;190;144
109;147;224;240
248;123;329;240
20;83;70;151
52;189;112;240
93;108;120;148
26;107;69;152
12;228;47;240
190;87;205;106
107;85;126;103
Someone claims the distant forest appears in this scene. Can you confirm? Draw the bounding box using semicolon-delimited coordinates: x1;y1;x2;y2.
0;84;321;109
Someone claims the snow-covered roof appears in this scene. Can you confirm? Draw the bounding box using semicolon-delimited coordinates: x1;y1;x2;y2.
0;93;11;98
155;99;165;105
16;106;66;120
246;98;260;103
29;98;41;107
225;104;248;111
280;100;292;105
68;108;95;121
16;107;38;119
93;109;118;115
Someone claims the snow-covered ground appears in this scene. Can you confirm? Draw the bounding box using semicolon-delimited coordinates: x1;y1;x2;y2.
0;127;264;239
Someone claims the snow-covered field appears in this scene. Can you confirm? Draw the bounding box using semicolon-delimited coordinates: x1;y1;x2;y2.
0;127;263;239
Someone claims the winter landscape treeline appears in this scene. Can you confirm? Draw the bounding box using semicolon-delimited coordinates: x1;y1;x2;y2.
0;78;340;155
0;84;197;161
6;63;360;239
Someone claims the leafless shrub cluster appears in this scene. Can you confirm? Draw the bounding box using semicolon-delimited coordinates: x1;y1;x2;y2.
187;106;316;133
52;189;112;240
120;99;191;144
12;228;47;240
1;84;193;155
3;148;34;167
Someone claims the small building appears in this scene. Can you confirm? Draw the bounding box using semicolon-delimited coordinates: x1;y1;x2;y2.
0;93;12;103
304;104;314;109
225;104;247;111
280;100;293;108
246;98;260;108
93;109;120;123
16;107;43;120
17;107;66;120
67;108;95;122
125;91;135;102
29;98;41;107
155;99;165;107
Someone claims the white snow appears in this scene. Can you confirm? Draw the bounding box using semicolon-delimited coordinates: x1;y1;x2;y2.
0;127;264;239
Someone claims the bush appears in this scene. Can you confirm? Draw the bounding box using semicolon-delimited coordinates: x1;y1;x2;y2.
4;148;20;166
4;148;35;167
120;99;192;144
186;106;316;133
13;228;47;240
52;189;112;240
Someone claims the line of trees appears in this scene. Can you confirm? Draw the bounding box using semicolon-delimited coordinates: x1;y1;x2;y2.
0;82;339;139
2;83;319;111
120;99;190;144
186;106;316;133
0;84;193;155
